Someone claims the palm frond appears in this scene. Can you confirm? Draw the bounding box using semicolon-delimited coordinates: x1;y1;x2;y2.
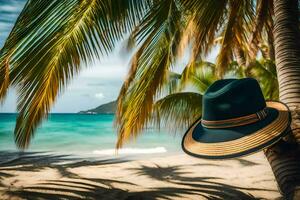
226;61;245;78
180;61;216;93
0;55;10;102
1;0;150;149
115;33;158;127
0;0;45;101
216;0;255;76
175;17;194;59
12;0;110;149
116;0;182;148
163;71;182;95
248;59;278;100
233;47;247;67
248;0;274;59
181;0;227;61
153;92;202;132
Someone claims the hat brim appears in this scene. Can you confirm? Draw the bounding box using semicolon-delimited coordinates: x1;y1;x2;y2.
182;101;291;159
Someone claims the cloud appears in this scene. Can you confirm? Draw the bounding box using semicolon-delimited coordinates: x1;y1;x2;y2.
87;83;105;86
0;22;12;30
81;64;128;80
0;5;20;12
95;93;104;99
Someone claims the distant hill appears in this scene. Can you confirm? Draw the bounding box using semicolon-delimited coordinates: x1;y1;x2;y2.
78;100;117;114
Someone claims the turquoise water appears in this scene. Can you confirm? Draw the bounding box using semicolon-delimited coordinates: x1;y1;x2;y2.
0;114;182;158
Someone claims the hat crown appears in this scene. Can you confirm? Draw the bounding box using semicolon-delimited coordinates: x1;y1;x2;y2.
202;78;266;121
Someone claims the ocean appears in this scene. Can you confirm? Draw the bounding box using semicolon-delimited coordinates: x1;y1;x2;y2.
0;113;182;159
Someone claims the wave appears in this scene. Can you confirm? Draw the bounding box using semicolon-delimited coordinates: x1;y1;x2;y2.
92;147;167;155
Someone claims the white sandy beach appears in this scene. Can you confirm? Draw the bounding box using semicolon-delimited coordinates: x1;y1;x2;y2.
0;151;281;200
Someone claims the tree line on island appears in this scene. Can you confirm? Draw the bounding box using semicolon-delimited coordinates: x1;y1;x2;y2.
79;101;117;114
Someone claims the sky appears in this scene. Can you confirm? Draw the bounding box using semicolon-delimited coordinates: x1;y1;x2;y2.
0;0;218;113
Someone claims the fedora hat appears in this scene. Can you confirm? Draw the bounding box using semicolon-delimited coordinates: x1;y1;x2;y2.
182;78;291;159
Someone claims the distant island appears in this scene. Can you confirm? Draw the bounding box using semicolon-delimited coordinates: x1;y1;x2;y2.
78;100;117;114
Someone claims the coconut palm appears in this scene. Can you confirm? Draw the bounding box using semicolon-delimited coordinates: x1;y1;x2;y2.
116;1;300;198
0;0;299;198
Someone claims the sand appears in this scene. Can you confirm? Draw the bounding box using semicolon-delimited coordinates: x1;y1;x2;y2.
0;151;281;200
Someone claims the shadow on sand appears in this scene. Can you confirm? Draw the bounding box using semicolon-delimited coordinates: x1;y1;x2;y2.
0;151;275;200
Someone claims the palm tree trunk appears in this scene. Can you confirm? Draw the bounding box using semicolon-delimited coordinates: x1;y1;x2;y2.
265;0;300;199
267;28;275;60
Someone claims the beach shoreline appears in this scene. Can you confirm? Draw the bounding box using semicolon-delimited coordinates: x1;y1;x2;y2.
0;151;281;199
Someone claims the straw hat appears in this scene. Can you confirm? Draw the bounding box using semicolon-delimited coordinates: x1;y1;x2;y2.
182;78;291;159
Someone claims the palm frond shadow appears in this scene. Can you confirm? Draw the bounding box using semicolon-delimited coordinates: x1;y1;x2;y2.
7;179;132;200
5;182;260;200
127;164;274;200
1;151;274;200
190;158;259;168
0;151;128;179
234;158;259;167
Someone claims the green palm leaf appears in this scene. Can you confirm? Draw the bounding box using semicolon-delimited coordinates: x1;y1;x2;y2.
0;56;9;103
248;59;278;100
181;61;217;93
164;71;182;95
115;0;182;148
0;0;50;101
12;0;112;149
153;92;202;132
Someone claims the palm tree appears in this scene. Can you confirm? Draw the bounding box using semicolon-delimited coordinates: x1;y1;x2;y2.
115;1;300;198
0;0;299;198
264;0;300;198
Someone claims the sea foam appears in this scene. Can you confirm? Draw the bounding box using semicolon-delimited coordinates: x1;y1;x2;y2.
92;147;167;155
